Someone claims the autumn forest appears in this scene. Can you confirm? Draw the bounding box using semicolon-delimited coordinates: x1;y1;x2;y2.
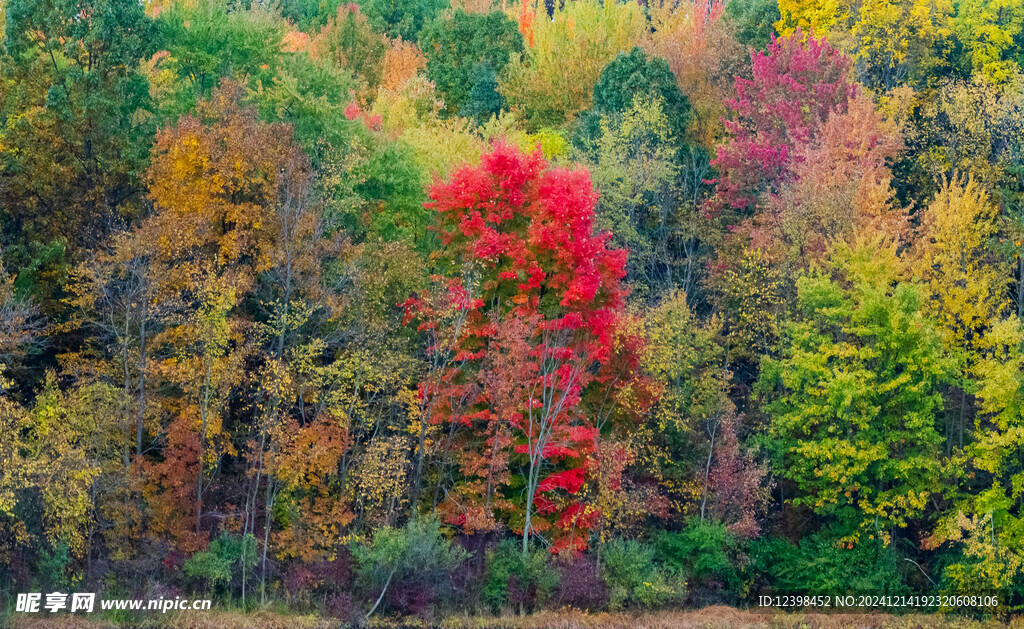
2;0;1024;623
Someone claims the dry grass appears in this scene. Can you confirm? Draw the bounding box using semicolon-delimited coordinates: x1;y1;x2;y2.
7;608;1023;629
435;608;1020;629
6;610;332;629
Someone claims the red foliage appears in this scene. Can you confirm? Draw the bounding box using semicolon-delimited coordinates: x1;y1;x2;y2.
709;29;856;219
141;415;208;553
708;408;766;539
406;144;642;552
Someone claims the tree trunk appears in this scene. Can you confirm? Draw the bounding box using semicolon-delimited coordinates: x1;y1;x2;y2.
366;569;395;618
136;312;147;457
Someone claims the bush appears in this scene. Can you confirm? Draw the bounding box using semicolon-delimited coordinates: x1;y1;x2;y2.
749;529;909;596
601;539;686;610
351;517;469;617
552;554;609;610
483;539;559;613
181;534;257;595
36;540;77;591
656;520;741;604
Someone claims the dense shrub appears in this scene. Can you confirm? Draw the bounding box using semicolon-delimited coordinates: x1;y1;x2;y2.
749;530;909;596
552;554;609;610
657;520;742;604
483;539;559;613
601;539;686;610
181;534;257;595
352;518;469;616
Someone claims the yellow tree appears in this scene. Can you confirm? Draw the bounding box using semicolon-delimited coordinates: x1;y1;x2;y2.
776;0;953;90
500;0;647;128
953;0;1024;82
0;254;44;567
911;174;1008;451
643;292;732;521
63;236;157;459
138;81;296;548
25;377;135;577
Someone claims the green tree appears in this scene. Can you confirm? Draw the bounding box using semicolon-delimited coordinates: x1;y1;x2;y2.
577;47;690;146
725;0;781;50
953;0;1024;82
153;0;285;115
1;0;154;301
463;60;503;123
586;97;706;298
420;10;523;117
360;0;448;41
758;236;951;544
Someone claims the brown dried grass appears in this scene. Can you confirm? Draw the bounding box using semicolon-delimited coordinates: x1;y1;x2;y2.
7;608;1023;629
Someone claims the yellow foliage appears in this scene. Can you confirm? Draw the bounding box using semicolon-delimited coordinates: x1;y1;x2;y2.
500;0;647;128
777;0;953;89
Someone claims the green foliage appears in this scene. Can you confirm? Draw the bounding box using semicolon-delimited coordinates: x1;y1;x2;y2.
584;47;690;143
352;518;469;611
644;291;731;493
463;61;503;124
36;540;78;591
725;0;781;50
359;0;448;41
499;0;648;128
181;534;258;592
277;0;347;31
252;51;361;152
585;97;700;298
312;4;388;94
601;539;686;610
750;529;909;595
758;238;951;541
350;140;430;243
483;539;560;612
420;10;523;117
952;0;1024;82
656;520;740;594
154;0;285;113
935;511;1024;599
1;0;155;296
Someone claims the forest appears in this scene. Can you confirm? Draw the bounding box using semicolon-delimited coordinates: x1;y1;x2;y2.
2;0;1024;624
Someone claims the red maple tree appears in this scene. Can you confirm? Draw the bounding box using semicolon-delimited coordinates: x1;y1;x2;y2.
709;29;856;220
405;143;644;553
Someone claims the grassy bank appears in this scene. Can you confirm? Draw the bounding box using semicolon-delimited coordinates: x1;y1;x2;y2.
6;608;1024;629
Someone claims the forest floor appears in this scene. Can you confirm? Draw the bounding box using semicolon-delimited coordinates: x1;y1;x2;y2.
5;607;1024;629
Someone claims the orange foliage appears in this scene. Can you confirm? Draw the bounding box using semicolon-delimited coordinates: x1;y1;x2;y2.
519;0;535;47
282;29;312;54
269;416;354;562
643;0;746;146
381;38;427;92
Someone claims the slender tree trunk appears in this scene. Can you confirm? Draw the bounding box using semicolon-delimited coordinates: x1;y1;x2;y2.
366;569;395;618
958;384;967;450
261;478;276;606
1018;256;1023;318
700;420;718;521
197;357;213;533
136;311;147;457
